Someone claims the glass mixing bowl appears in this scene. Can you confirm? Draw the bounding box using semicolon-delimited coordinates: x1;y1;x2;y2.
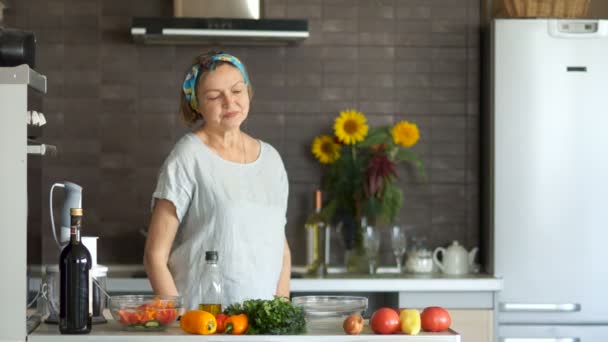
292;296;368;333
109;295;182;331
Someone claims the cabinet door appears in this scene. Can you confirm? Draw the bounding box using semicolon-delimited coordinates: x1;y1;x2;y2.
499;324;608;342
449;309;493;342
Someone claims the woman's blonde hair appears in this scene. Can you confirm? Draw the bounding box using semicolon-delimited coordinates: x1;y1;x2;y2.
179;51;253;127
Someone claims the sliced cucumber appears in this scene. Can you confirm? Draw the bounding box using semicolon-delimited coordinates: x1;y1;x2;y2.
144;320;160;328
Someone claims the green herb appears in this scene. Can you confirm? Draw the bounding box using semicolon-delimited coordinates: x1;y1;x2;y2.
224;297;306;335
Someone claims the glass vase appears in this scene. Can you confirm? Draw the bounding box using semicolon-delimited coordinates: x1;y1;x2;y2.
341;216;379;275
345;246;369;274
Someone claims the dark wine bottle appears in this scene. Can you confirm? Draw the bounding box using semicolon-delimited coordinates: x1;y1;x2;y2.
59;208;92;334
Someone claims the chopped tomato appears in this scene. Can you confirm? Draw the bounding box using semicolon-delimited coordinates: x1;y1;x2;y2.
116;298;179;326
156;309;178;325
118;309;140;325
138;303;151;310
135;307;156;323
117;310;131;324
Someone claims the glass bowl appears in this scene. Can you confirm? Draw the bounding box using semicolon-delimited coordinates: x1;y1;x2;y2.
292;296;368;333
109;295;182;331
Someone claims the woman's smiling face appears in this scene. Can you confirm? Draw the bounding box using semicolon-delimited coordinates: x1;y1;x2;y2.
197;63;250;130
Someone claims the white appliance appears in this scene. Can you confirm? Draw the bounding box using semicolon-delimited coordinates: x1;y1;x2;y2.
489;19;608;341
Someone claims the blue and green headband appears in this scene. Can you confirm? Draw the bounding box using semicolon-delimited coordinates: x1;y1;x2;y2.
182;53;250;111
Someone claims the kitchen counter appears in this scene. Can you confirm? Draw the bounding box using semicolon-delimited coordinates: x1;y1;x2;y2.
106;265;502;294
30;319;460;342
102;265;501;312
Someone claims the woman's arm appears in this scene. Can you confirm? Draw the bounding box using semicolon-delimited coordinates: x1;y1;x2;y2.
276;237;291;298
144;199;180;296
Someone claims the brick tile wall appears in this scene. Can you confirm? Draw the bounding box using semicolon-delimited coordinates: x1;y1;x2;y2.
6;0;481;267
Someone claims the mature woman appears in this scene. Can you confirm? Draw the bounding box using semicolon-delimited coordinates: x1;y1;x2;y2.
144;51;291;310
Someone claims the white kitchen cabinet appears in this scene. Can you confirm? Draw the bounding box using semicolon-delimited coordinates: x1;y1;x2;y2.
398;292;495;342
449;309;493;342
499;324;608;342
1;65;47;342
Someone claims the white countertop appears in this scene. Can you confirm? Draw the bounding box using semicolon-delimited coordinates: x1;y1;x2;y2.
290;275;502;293
105;265;502;294
30;319;460;342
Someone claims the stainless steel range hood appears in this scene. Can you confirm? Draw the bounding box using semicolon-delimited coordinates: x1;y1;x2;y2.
131;17;308;45
131;0;309;45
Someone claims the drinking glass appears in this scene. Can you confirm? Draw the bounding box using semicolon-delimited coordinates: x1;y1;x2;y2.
390;226;407;273
362;226;381;274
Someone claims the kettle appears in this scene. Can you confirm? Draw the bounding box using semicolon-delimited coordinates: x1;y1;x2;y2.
50;181;82;248
433;241;478;276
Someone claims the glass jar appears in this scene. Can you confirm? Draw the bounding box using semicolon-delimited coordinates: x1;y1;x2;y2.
405;249;434;274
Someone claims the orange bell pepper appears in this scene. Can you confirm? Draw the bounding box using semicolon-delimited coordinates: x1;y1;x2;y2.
224;314;248;335
180;310;217;335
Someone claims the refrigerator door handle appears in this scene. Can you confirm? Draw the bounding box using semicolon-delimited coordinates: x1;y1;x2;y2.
501;339;580;342
500;303;581;312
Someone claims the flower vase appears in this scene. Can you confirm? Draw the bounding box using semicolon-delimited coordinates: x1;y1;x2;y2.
340;215;373;274
345;247;369;274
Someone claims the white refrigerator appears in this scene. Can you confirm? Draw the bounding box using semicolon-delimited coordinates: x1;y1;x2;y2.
489;19;608;341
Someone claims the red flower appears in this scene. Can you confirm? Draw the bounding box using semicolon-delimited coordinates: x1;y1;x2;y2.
364;154;397;197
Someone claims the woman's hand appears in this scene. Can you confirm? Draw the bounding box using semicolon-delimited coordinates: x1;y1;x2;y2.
144;199;180;296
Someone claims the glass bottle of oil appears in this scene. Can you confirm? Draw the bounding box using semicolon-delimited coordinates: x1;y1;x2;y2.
198;251;222;315
305;190;327;276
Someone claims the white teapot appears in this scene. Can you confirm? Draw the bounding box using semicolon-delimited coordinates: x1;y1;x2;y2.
433;241;478;276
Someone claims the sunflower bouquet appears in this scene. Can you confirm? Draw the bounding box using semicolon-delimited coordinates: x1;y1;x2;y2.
311;109;425;250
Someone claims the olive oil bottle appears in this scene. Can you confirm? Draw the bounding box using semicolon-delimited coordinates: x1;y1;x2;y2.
305;190;327;276
198;251;222;316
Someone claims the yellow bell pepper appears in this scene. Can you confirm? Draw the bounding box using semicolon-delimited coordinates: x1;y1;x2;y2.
180;310;217;335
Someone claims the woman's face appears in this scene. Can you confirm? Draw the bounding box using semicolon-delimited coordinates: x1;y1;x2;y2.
197;63;250;131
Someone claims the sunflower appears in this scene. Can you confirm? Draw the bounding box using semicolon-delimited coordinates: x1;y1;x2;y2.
391;120;420;147
334;109;369;145
312;135;341;164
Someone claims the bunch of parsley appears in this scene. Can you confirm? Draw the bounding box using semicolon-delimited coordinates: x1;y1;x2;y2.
224;296;306;335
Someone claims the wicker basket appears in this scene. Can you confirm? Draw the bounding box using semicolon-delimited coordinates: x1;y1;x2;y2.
503;0;590;18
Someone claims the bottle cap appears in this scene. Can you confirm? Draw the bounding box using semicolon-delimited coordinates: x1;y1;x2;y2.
70;208;83;216
205;251;218;262
314;190;322;210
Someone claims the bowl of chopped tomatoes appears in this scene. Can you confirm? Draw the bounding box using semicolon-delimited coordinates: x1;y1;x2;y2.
109;295;182;331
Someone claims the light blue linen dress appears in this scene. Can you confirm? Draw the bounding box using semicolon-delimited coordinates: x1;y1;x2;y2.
152;133;288;310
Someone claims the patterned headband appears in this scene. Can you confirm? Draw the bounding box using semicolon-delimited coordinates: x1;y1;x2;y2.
182;53;250;111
